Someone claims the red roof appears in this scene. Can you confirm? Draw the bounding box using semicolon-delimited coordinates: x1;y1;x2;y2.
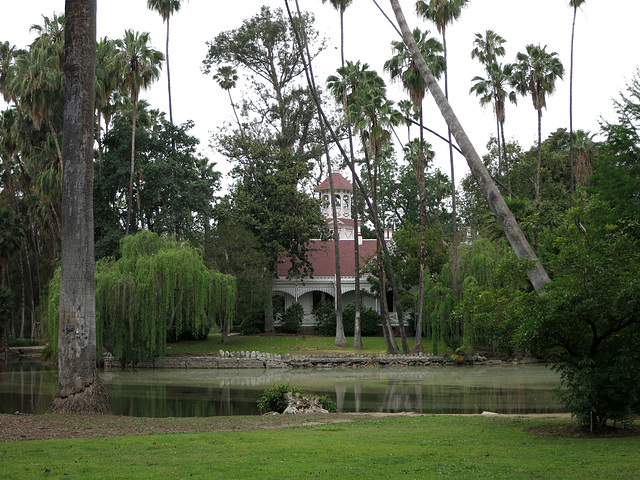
277;239;378;277
315;173;353;192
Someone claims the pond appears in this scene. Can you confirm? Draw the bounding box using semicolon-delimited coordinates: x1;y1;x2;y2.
0;362;562;417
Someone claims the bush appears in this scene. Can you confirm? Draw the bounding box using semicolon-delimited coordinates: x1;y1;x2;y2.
257;383;337;414
342;302;380;336
281;303;303;334
313;300;336;335
257;383;303;414
318;395;337;413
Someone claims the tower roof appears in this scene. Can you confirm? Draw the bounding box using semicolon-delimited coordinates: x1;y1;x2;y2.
315;172;352;192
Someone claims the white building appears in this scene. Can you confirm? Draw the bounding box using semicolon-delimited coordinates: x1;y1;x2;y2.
272;173;393;329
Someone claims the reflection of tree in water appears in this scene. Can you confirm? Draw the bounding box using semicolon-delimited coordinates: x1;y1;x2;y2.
3;365;561;416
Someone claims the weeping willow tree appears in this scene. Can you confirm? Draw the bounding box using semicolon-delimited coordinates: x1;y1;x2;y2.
44;231;236;360
422;237;533;356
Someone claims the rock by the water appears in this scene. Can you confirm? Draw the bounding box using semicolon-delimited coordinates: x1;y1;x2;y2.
282;392;328;415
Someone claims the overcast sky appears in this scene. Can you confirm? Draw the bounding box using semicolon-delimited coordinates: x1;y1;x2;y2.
2;1;639;188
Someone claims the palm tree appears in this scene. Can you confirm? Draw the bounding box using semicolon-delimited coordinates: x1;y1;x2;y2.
49;0;111;414
470;30;506;66
330;63;410;353
11;15;65;172
571;129;595;187
95;38;121;170
213;65;242;132
568;0;586;192
511;44;564;218
469;62;517;192
470;30;511;181
384;27;444;353
146;0;184;126
389;0;551;292
321;0;354;66
415;0;469;299
116;30;163;235
321;0;362;349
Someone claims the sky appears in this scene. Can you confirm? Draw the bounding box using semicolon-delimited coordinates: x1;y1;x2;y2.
2;0;639;190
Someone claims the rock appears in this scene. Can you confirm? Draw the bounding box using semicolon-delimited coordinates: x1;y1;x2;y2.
481;411;499;416
282;392;328;415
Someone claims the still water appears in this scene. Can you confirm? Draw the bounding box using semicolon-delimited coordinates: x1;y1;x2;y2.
0;362;561;417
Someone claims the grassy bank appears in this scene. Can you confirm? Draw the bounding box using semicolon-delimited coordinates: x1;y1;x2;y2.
1;415;638;479
166;333;449;356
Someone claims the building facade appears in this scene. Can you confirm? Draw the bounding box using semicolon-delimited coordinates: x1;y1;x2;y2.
272;173;389;329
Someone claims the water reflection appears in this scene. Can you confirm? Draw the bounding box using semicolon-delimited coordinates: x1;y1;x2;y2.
0;362;561;417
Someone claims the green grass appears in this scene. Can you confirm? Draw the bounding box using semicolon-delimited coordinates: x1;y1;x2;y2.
166;333;448;356
1;416;638;479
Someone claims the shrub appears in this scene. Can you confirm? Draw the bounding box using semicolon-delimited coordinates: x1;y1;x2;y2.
342;302;380;336
257;383;337;414
318;395;337;413
281;303;303;334
313;300;336;335
257;383;303;414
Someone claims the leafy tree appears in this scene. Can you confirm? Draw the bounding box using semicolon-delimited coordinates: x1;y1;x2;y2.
515;199;640;427
205;222;270;336
204;7;326;332
95;115;219;258
590;70;640;229
45;231;236;360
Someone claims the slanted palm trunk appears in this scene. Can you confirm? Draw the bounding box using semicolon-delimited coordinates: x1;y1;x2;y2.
49;0;111;414
389;0;550;292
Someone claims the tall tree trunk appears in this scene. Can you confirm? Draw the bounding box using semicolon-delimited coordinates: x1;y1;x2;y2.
352;174;363;349
569;6;577;193
500;121;512;196
389;0;550;292
442;33;459;300
534;108;542;251
414;105;427;354
126;99;138;236
165;17;173;126
49;0;111;414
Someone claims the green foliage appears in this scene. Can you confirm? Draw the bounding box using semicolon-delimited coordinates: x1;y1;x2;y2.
515;199;640;426
43;231;236;361
312;301;380;337
342;302;380;336
6;337;42;347
0;286;13;327
257;383;337;414
312;300;336;335
257;383;303;414
95;117;219;259
453;242;534;356
205;223;270;330
317;394;337;413
281;302;303;334
590;70;640;231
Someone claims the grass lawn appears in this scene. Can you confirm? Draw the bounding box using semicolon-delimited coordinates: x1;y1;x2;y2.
166;333;449;357
1;415;638;479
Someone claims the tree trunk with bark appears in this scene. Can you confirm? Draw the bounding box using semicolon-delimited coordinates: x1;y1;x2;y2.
49;0;111;414
389;0;550;292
